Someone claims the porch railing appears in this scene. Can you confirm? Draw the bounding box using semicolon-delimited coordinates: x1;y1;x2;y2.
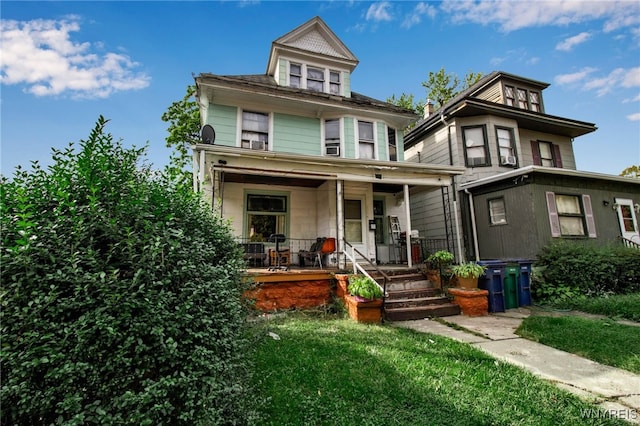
619;236;640;249
236;237;333;267
342;238;389;300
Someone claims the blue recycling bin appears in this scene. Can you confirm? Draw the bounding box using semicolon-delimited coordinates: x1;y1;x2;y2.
478;260;506;313
514;259;532;306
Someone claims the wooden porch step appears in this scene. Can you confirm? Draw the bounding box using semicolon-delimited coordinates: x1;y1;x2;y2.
385;295;451;309
385;303;461;321
385;288;441;300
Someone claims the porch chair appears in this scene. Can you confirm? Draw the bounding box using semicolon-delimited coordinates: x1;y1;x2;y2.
267;234;289;271
300;237;336;269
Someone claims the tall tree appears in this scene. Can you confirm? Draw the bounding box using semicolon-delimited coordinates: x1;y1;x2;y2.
620;164;640;178
161;85;200;186
388;68;484;115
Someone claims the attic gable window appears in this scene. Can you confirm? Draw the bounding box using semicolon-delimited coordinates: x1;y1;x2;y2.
504;84;543;112
329;71;341;95
290;63;302;88
462;125;490;167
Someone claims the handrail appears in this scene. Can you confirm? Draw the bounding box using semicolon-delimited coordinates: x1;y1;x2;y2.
619;236;640;249
342;239;389;301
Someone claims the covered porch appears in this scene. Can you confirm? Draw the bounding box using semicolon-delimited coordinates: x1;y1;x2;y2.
193;144;464;269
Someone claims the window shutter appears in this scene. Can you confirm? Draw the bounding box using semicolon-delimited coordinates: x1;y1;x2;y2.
582;194;597;238
553;144;563;168
531;141;541;165
546;191;561;237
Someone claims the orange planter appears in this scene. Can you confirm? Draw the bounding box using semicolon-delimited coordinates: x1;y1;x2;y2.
344;294;382;324
448;287;489;317
456;276;479;289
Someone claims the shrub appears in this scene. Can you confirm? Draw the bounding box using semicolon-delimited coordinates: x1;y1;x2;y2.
533;241;640;303
1;117;256;425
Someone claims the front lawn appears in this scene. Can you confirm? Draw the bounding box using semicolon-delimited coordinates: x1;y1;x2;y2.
251;315;625;425
553;293;640;322
516;315;640;374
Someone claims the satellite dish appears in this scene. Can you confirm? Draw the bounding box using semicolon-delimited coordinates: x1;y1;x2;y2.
201;124;216;144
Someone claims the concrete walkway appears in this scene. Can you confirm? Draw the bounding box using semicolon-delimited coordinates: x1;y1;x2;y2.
391;307;640;424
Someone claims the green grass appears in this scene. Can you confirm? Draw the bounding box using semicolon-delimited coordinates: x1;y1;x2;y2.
552;293;640;322
517;315;640;374
250;314;625;425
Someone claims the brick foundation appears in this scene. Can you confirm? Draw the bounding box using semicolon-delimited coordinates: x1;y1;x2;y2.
244;279;332;311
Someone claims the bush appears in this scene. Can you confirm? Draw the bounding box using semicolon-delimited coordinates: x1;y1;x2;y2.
533;241;640;303
1;117;256;425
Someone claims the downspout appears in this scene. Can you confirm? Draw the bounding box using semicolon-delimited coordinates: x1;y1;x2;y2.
192;149;199;193
441;113;464;262
464;188;480;261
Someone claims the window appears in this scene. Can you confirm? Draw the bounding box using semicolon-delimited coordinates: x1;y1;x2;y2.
462;125;490;167
504;84;543;112
387;127;397;161
307;67;324;92
545;192;596;238
517;89;528;109
496;127;516;166
489;198;507;225
290;63;301;88
358;121;375;160
529;91;541;112
329;71;341;95
246;194;287;241
505;85;515;106
241;111;269;150
531;141;563;168
325;119;340;156
344;199;363;243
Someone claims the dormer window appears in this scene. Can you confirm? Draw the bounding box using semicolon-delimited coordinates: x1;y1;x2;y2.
290;63;302;88
307;67;324;92
504;84;543;112
330;71;340;95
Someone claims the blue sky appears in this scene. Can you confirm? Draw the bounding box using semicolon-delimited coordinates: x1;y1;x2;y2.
2;1;639;176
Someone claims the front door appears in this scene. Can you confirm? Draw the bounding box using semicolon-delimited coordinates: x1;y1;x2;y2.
615;198;639;244
344;198;367;259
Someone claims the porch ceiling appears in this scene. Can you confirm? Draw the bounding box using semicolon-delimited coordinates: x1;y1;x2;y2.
224;172;325;188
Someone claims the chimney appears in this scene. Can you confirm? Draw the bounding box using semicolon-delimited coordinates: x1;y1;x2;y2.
424;99;434;119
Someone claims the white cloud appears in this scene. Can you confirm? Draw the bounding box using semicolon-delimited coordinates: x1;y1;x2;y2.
554;67;597;85
402;2;437;29
556;32;592;51
556;67;640;97
0;18;150;99
366;2;393;22
627;112;640;121
441;0;640;33
622;93;640;103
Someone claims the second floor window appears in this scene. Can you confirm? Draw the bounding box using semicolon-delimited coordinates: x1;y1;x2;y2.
358;121;375;160
388;127;397;161
462;125;490;167
325;119;340;156
496;127;517;166
532;141;563;168
241;111;269;151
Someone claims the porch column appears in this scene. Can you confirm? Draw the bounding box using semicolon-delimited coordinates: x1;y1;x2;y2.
404;184;412;268
336;180;345;269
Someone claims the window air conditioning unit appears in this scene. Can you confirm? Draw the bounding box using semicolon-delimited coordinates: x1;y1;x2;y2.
326;145;340;156
502;156;517;165
250;140;266;151
469;157;485;167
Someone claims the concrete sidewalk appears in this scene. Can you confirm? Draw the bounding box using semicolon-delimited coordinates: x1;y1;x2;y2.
392;308;640;424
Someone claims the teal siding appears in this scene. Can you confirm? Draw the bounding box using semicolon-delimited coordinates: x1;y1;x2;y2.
208;104;237;147
343;117;355;159
273;113;321;155
278;58;287;86
377;122;386;160
397;132;405;161
343;72;351;98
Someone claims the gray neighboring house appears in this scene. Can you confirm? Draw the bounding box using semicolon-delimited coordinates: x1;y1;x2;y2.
404;71;640;261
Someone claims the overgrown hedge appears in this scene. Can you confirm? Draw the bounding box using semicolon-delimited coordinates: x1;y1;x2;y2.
533;241;640;303
1;117;256;425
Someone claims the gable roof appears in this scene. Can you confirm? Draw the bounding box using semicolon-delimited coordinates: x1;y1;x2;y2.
404;70;596;148
266;16;359;75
